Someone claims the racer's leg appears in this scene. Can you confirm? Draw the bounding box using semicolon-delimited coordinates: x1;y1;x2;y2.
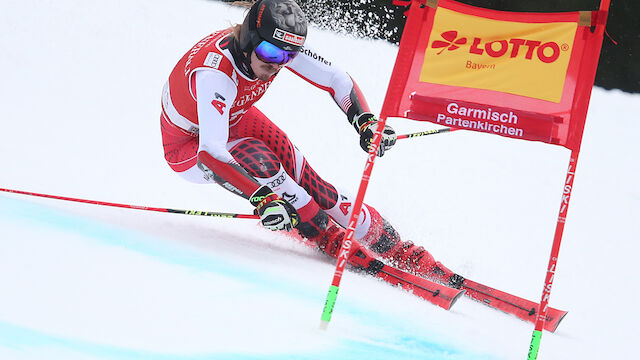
230;107;375;238
227;136;330;238
230;107;441;276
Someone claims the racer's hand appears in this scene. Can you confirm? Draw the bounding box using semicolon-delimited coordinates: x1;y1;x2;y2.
355;113;397;157
250;185;299;231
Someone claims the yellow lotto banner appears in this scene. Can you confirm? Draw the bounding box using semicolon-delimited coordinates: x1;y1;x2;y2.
420;7;578;103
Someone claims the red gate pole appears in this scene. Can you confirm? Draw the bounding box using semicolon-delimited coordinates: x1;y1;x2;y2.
528;0;611;357
527;150;580;359
319;118;387;329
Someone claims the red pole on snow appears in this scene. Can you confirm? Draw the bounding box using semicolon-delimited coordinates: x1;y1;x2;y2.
0;128;448;221
0;188;259;219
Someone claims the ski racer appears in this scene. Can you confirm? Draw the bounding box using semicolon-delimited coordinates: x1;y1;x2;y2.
160;0;458;285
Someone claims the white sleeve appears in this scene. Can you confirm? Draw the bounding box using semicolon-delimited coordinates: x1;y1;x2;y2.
287;45;353;110
195;70;238;164
286;44;370;127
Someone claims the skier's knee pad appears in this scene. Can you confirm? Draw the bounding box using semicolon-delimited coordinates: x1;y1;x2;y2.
230;138;280;178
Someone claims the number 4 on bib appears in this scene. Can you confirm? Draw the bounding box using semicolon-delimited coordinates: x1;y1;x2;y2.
339;202;351;216
211;100;226;115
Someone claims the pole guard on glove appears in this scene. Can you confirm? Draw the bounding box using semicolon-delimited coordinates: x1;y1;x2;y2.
250;185;300;231
354;112;397;157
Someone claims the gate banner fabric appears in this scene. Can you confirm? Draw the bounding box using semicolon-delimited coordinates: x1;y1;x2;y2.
381;0;609;151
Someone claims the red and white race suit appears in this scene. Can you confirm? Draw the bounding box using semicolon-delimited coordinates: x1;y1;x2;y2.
160;29;380;241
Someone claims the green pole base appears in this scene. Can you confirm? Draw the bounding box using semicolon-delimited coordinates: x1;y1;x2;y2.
320;285;340;326
528;330;542;360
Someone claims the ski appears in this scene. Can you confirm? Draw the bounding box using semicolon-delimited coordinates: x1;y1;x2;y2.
457;278;568;332
291;232;565;323
286;232;464;310
349;248;465;310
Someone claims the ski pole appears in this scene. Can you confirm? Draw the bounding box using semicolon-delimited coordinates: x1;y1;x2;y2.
1;128;455;218
0;187;259;219
397;127;457;140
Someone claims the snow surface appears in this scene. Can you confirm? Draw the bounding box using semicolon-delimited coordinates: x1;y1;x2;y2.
0;0;638;359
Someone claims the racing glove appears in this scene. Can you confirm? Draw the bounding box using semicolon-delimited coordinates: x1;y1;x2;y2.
354;112;397;157
250;185;300;231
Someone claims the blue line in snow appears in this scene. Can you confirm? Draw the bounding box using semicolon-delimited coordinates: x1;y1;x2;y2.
0;194;495;360
0;321;487;360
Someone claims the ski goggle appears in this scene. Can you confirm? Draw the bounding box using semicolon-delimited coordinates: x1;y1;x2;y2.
254;40;299;65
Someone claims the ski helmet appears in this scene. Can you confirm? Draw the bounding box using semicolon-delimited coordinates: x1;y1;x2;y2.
239;0;307;53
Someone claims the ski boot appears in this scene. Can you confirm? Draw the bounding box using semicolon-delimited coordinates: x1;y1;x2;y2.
294;199;330;239
362;207;465;288
294;200;357;258
295;201;364;262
